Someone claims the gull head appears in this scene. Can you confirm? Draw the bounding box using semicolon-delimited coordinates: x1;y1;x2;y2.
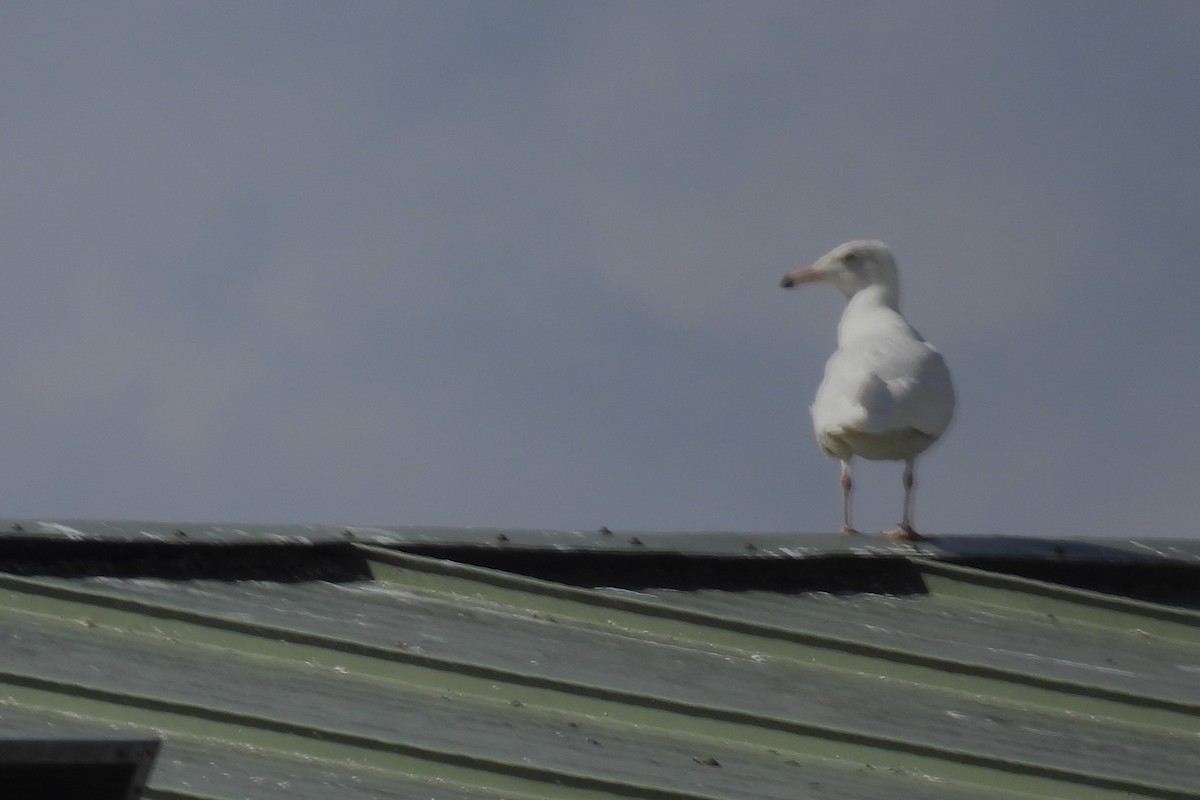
780;240;900;304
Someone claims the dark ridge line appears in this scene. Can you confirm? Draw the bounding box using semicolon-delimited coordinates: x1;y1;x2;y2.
0;538;1197;608
0;540;372;582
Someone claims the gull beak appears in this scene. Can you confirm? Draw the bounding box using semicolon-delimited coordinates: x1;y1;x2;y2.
779;265;822;289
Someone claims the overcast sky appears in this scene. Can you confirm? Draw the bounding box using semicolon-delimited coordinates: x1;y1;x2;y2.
1;2;1197;537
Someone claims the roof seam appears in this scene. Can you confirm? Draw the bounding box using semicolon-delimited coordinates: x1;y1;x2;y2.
5;664;1195;800
0;668;732;800
359;547;1200;721
918;558;1200;632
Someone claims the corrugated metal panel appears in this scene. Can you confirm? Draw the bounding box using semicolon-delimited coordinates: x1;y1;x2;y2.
0;520;1196;800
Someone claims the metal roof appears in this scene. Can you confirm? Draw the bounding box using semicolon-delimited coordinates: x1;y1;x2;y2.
0;519;1197;800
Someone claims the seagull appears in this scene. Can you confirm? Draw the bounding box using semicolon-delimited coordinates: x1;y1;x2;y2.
780;241;954;540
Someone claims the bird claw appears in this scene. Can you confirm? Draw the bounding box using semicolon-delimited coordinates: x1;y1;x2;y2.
884;524;925;541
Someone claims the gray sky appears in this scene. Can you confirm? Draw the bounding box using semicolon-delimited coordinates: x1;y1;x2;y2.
1;2;1197;537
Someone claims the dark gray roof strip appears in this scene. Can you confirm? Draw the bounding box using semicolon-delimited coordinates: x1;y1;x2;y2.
2;518;1200;563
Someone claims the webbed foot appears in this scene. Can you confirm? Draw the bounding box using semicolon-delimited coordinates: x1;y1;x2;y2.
884;524;925;541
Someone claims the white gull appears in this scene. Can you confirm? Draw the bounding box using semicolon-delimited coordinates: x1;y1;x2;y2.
780;240;954;540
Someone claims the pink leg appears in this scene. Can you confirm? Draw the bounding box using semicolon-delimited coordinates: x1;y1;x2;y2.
839;460;859;534
885;459;924;540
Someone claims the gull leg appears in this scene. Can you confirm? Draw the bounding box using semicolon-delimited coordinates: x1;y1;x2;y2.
885;459;924;540
839;459;859;534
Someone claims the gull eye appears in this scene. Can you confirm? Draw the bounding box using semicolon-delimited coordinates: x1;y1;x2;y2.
842;251;859;265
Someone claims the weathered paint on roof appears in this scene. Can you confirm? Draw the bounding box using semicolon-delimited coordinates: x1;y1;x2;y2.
0;519;1196;799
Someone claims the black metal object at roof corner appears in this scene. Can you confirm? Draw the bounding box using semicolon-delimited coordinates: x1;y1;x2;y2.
0;736;159;800
0;518;1197;604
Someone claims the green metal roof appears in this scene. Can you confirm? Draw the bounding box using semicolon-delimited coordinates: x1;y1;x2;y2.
0;519;1197;799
